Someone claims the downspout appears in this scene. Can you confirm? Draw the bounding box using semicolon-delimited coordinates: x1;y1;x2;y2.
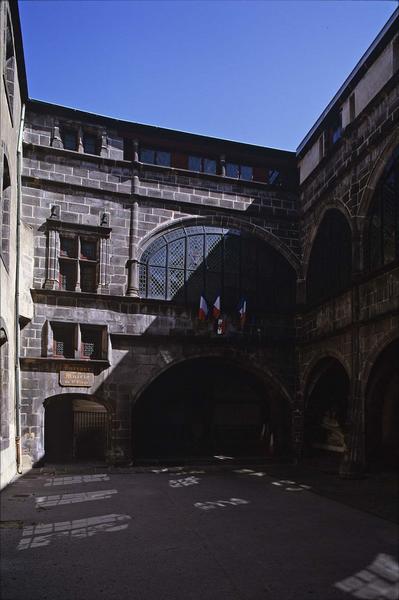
15;103;25;474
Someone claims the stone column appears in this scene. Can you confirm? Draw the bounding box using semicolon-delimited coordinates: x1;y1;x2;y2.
100;131;108;158
52;120;63;149
220;154;226;177
126;199;139;297
44;225;59;290
98;236;109;293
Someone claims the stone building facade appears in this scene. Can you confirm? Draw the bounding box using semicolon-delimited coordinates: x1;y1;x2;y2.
0;1;398;487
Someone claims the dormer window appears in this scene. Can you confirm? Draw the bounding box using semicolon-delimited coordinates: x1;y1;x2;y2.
226;163;253;181
188;156;217;174
331;109;343;145
61;128;78;151
83;133;99;155
140;148;171;167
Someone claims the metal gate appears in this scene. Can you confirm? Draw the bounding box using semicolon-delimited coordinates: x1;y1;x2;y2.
73;411;108;460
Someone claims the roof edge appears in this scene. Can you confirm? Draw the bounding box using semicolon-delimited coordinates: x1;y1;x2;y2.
26;98;296;159
296;7;399;157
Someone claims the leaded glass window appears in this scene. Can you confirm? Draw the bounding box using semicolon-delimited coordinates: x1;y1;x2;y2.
366;147;399;271
139;226;296;312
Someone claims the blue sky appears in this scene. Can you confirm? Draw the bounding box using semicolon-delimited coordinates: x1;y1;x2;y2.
19;1;397;151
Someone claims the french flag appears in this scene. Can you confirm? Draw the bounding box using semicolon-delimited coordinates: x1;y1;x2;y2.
212;296;221;319
198;295;208;321
238;298;247;328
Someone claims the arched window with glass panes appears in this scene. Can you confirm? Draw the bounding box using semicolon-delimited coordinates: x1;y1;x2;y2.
139;226;296;312
366;146;399;271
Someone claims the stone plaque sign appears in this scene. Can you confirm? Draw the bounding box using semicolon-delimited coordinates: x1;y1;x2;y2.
60;371;94;387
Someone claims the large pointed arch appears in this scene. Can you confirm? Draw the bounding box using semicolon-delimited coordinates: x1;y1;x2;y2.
306;208;353;305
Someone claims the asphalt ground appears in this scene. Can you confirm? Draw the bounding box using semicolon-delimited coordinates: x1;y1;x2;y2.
1;466;398;600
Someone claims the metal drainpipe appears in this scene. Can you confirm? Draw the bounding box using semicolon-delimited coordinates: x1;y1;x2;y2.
15;103;25;474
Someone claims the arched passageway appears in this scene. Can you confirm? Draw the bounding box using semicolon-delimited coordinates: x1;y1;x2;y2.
304;358;349;465
44;396;109;462
366;340;398;470
133;358;290;460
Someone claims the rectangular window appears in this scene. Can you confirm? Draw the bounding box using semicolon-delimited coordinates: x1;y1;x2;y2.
226;163;240;178
60;236;77;258
83;133;98;155
226;163;253;180
80;326;102;360
268;169;281;186
59;260;77;291
331;110;343;144
140;148;171;167
50;323;107;361
156;151;171;167
80;263;97;293
188;156;217;174
140;148;155;164
53;324;75;358
188;156;202;172
62;129;78;151
58;234;99;293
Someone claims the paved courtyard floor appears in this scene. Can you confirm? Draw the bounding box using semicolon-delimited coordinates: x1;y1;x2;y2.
1;465;398;600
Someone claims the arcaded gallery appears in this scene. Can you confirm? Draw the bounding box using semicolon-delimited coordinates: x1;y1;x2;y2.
0;1;398;488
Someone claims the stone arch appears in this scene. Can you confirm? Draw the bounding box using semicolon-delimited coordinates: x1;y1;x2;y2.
133;349;293;408
131;350;293;460
360;330;399;396
303;355;350;461
359;136;399;272
300;349;351;398
303;202;354;282
357;129;399;221
138;214;300;274
43;393;112;462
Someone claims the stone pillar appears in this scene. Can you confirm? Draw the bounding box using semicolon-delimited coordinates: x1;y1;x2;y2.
44;225;59;290
100;131;108;158
339;281;365;478
98;236;109;293
126;200;139;297
77;127;84;153
220;154;226;177
133;139;139;164
52;121;63;149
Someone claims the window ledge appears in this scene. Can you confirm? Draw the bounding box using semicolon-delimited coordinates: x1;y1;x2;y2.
20;356;109;368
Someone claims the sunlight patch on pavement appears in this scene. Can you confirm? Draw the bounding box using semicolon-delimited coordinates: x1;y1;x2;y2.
18;514;131;550
194;498;249;511
334;553;399;599
271;479;312;492
44;474;110;487
169;476;200;488
36;489;118;507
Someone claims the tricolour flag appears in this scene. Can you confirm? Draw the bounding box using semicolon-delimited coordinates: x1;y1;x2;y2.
238;298;247;328
198;295;208;321
212;296;221;319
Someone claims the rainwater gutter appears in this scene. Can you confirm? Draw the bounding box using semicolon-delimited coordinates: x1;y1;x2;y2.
15;103;25;474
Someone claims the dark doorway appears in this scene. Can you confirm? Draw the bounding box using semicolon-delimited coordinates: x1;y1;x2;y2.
45;396;108;462
304;358;349;464
366;340;399;470
133;358;289;460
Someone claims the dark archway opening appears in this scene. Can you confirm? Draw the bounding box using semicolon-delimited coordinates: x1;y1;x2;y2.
304;358;349;467
133;358;290;460
366;340;399;471
44;396;109;462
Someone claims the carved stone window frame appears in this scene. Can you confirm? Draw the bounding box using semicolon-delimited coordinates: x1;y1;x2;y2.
44;215;111;293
